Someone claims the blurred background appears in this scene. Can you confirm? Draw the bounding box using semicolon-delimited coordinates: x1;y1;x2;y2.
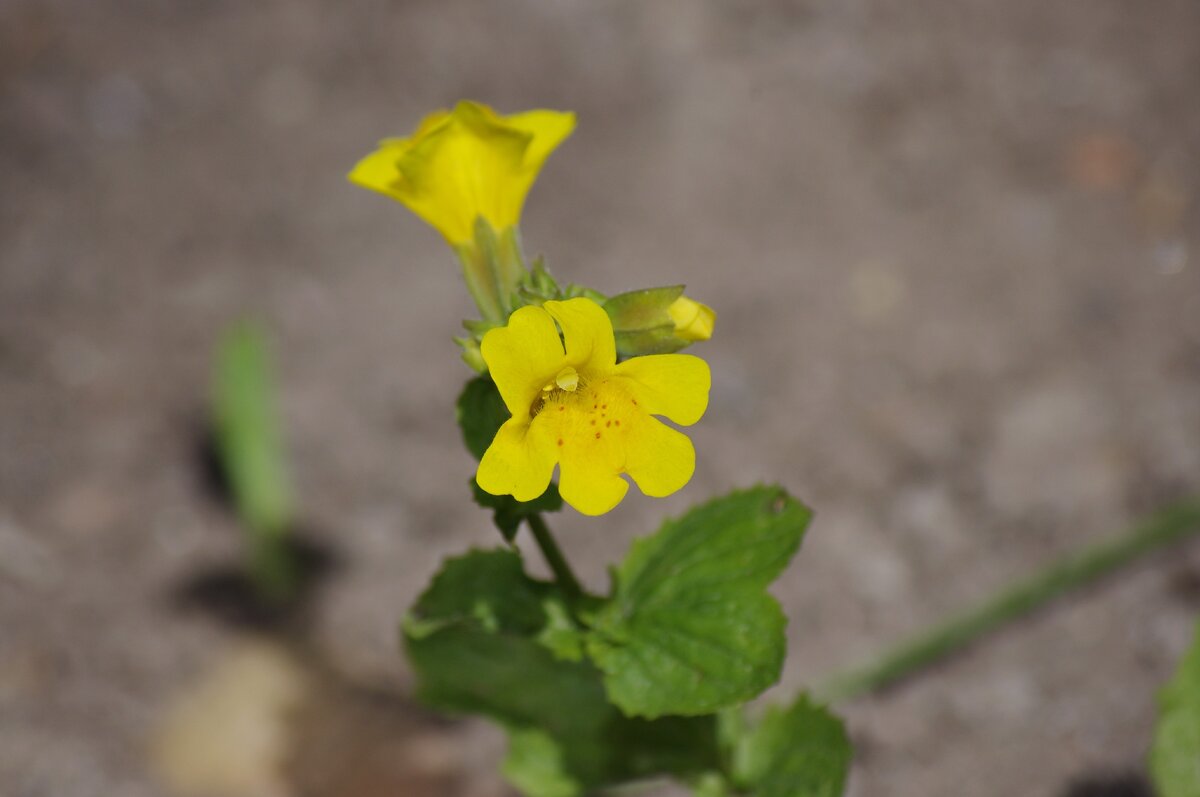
2;1;1200;795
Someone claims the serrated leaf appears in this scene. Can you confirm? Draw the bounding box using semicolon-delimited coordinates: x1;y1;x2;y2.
404;549;720;797
470;478;563;542
406;548;546;638
456;376;510;460
732;696;851;797
1152;621;1200;797
586;486;811;717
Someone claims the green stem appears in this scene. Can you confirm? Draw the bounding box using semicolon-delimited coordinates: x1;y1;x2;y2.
815;500;1200;704
526;513;583;602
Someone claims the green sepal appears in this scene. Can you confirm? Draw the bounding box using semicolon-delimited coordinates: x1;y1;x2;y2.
604;285;684;330
454;335;488;373
730;696;851;797
516;256;563;305
602;285;689;356
404;549;722;797
585;486;812;718
562;283;607;303
1151;620;1200;797
470;478;564;542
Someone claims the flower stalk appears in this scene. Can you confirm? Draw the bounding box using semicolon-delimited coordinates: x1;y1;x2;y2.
525;513;583;604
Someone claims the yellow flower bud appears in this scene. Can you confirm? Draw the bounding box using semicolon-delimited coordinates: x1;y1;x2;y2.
668;296;716;343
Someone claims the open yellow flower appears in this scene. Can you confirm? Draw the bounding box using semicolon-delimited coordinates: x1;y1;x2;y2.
348;100;576;246
477;298;710;516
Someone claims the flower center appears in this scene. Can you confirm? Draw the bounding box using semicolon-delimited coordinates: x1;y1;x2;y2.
534;376;638;460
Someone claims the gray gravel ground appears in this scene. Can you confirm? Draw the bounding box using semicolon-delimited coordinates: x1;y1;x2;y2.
3;1;1200;795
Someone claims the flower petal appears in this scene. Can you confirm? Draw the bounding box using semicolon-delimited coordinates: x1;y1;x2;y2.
543;298;617;373
480;305;565;418
395;112;530;244
505;109;577;170
557;441;629;516
347;138;411;202
624;415;695;498
476;416;557;502
614;354;710;426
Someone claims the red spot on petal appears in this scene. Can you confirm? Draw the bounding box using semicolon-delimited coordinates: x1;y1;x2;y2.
602;404;607;409
557;438;564;446
590;419;596;425
595;432;601;439
614;420;620;426
631;398;638;405
606;420;611;427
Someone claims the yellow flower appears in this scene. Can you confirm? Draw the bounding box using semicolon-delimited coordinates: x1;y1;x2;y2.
668;296;716;343
477;298;711;516
348;100;576;246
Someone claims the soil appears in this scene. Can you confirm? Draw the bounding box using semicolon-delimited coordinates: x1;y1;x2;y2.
2;1;1200;796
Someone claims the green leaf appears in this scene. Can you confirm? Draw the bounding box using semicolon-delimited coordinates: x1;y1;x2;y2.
213;322;292;536
586;486;812;718
537;597;587;663
1152;621;1200;797
404;549;720;797
470;478;563;543
731;696;851;797
456;376;510;460
212;322;297;598
405;547;546;638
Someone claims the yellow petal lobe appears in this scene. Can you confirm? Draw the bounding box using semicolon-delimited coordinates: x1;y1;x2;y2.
556;440;629;517
476;417;557;502
614;354;711;426
480;306;565;418
543;298;617;373
624;416;696;498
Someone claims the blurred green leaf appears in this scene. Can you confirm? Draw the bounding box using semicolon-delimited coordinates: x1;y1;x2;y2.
213;322;292;534
586;486;811;718
212;322;294;596
731;696;850;797
404;549;719;797
1152;621;1200;797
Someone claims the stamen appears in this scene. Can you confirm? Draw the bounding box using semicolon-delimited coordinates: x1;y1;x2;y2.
554;366;579;392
